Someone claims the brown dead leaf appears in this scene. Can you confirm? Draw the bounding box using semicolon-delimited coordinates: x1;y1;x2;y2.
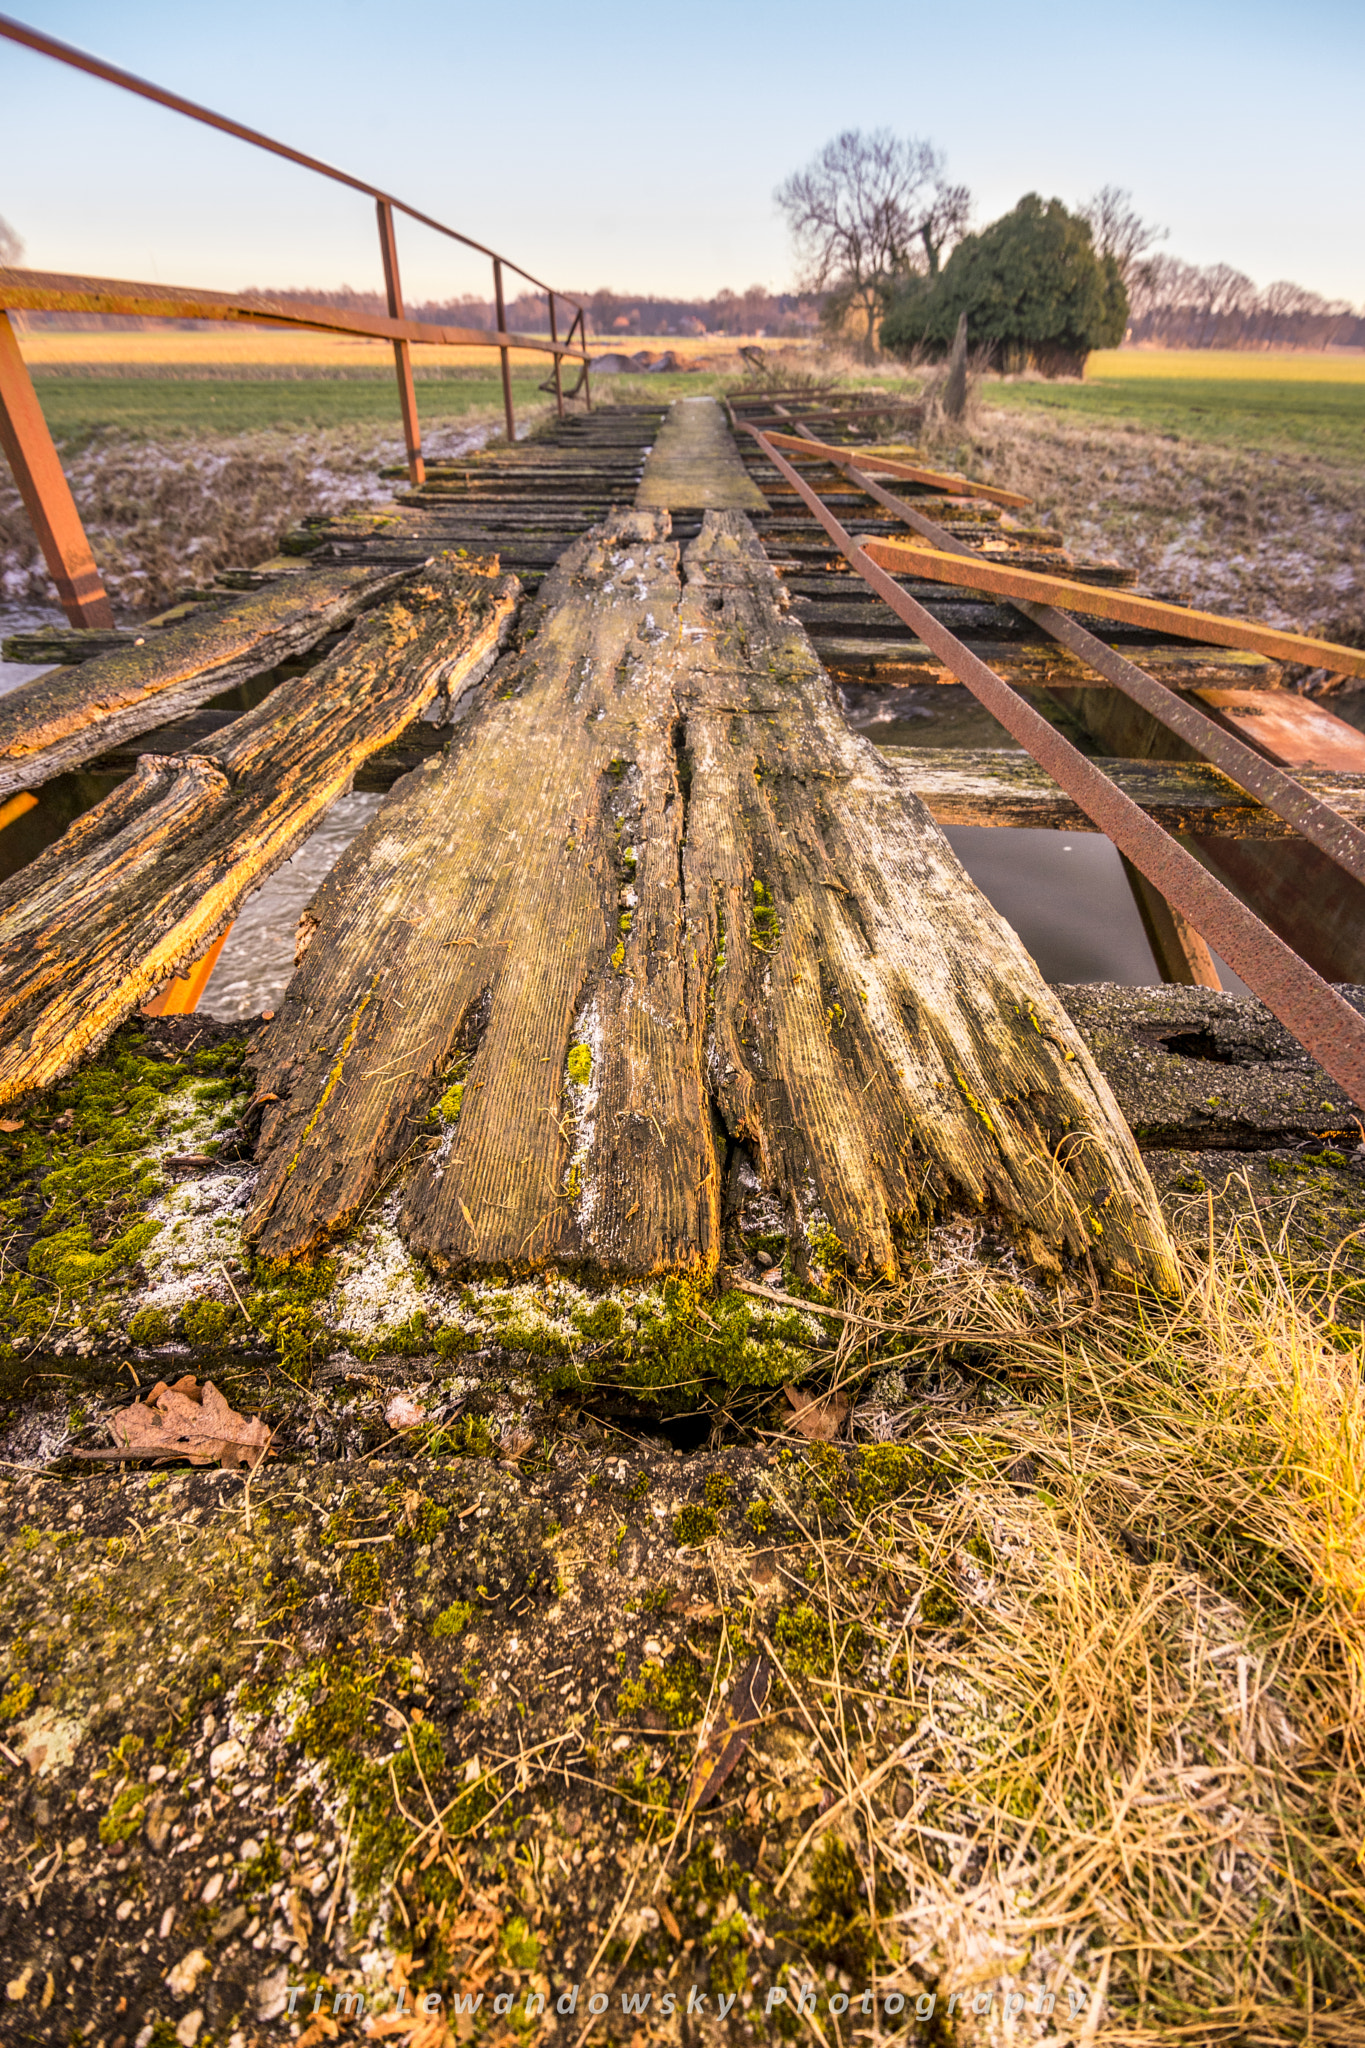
686;1654;771;1813
783;1382;850;1442
74;1375;270;1470
658;1901;681;1941
0;1118;23;1133
287;1886;313;1947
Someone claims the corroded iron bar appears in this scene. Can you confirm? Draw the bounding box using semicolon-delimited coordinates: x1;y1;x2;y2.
747;428;1365;1112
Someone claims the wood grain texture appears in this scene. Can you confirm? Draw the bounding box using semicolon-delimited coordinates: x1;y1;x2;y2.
882;746;1365;837
814;639;1282;692
0;563;411;800
246;509;714;1274
677;516;1174;1287
247;511;1176;1290
0;556;516;1104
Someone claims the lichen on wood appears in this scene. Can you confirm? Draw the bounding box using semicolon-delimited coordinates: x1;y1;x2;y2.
0;554;518;1105
245;508;1176;1290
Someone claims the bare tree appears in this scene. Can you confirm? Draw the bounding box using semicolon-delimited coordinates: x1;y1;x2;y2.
776;130;968;355
1077;185;1166;292
0;215;24;267
917;180;971;276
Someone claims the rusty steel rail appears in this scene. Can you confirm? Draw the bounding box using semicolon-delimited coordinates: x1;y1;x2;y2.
744;425;1365;1112
780;432;1365;890
0;12;597;621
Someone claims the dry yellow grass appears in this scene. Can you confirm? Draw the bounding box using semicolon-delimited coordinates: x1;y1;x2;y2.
14;328;802;371
1086;348;1365;384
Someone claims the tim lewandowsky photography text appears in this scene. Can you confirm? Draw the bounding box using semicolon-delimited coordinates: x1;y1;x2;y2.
268;1977;1101;2027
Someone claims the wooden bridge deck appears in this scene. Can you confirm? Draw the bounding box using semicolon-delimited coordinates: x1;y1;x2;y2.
5;392;1365;1285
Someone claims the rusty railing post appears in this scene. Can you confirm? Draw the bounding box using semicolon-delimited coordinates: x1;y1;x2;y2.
579;308;592;412
548;291;564;419
0;310;114;627
493;259;515;443
375;200;425;486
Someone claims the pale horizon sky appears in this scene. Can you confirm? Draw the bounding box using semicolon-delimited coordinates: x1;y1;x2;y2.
3;0;1362;312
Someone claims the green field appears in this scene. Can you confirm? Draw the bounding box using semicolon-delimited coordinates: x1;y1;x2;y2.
982;369;1365;465
32;368;556;449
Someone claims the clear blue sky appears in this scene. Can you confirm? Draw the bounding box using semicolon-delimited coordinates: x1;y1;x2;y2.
4;0;1362;308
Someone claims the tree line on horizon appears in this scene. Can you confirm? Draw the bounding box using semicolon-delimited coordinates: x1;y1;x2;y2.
3;200;1360;359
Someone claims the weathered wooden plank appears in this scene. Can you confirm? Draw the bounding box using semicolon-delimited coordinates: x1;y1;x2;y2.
246;510;714;1276
0;556;517;1104
246;510;1176;1291
882;746;1365;837
816;638;1283;690
0;563;412;800
635;398;770;512
674;515;1174;1287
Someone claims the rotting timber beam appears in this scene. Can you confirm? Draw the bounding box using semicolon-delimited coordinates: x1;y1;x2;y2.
0;555;518;1103
245;507;1177;1292
0;561;414;800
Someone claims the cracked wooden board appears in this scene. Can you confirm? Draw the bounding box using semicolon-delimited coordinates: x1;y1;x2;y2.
247;511;1176;1289
0;555;517;1104
0;561;413;800
247;509;712;1274
635;397;770;512
880;746;1365;838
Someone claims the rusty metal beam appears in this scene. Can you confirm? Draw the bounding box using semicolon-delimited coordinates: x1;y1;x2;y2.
1119;857;1221;987
804;440;1365;891
376;202;425;488
493;259;516;444
141;926;231;1017
0;268;588;362
747;428;1365;1112
862;534;1365;682
0;311;113;627
0;14;585;313
760;428;1031;508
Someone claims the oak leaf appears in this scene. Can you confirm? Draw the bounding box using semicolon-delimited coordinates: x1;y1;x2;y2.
77;1375;270;1470
782;1382;850;1442
686;1655;771;1813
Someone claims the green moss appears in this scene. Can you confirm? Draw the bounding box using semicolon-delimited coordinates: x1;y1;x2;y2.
617;1648;704;1728
744;1499;773;1536
852;1444;938;1516
129;1306;172;1346
342;1549;389;1607
432;1599;473;1639
920;1580;960;1628
0;1678;35;1719
773;1601;835;1679
182;1298;231;1347
566;1044;593;1088
795;1835;877;1975
673;1503;719;1547
750;877;781;954
575;1299;625;1342
503;1916;540;1971
99;1780;152;1845
438;1081;465;1122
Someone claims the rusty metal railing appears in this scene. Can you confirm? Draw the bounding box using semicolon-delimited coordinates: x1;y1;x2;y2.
732;412;1365;1112
0;13;595;625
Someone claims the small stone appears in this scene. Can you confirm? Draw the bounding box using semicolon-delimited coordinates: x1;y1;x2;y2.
165;1949;211;1999
385;1394;426;1431
116;1899;137;1922
209;1738;245;1780
238;1839;261;1863
175;2010;203;2047
201;1872;224;1905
